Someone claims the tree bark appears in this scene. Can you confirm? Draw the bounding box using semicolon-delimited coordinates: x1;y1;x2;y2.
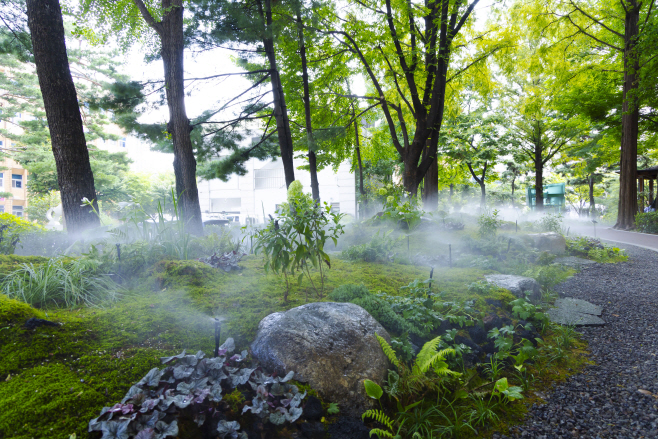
259;0;295;188
467;162;487;208
159;0;203;235
588;174;596;217
297;15;319;201
422;153;439;211
449;183;454;202
353;108;365;198
26;0;100;234
615;1;640;230
511;176;516;208
534;159;544;211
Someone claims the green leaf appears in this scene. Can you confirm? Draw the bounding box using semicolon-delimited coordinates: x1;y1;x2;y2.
363;379;383;400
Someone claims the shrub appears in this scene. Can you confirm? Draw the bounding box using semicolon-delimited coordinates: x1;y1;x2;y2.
341;229;399;262
566;236;627;262
536;213;563;233
371;184;424;230
477;209;503;238
254;182;344;300
0;257;120;308
0;213;45;255
635;211;658;233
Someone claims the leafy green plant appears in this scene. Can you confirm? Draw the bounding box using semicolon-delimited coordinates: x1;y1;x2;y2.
0;213;45;255
254;182;344;300
477;209;503;238
342;229;400;262
88;341;306;439
536;213;563;233
510;298;549;328
636;211;658;233
327;402;340;415
566;236;628;262
0;257;120;308
374;184;424;231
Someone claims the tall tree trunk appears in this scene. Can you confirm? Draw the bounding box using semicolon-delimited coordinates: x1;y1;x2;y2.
422;153;439;211
511;176;516;208
26;0;100;234
535;159;544;211
615;1;640;229
588;174;596;217
297;15;319;201
160;0;203;235
259;0;295;188
353;107;365;198
449;183;454;202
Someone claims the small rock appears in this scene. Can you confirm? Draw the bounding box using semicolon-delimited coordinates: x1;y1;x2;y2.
24;317;60;330
303;396;324;421
485;274;542;303
301;422;326;439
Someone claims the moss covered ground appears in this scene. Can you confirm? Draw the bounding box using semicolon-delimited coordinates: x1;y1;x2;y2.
0;220;600;439
0;249;505;439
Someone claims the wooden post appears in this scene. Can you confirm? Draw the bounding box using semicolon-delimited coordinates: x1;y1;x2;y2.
639;178;645;211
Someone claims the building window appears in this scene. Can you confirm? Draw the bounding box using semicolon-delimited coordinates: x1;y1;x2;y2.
254;167;285;189
0;206;4;213
0;140;3;147
12;205;22;217
330;203;340;214
12;174;22;188
0;173;3;188
119;137;127;148
210;198;241;212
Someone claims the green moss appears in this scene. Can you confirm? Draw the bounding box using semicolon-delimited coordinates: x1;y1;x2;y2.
0;294;41;325
0;255;49;275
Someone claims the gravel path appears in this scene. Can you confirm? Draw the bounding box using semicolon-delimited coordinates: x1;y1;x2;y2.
498;244;658;439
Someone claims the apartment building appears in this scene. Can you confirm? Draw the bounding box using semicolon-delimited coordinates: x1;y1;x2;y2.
0;111;29;217
0;136;28;218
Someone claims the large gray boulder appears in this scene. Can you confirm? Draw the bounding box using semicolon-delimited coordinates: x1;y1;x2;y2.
548;297;605;326
250;302;391;416
485;274;541;303
524;232;566;254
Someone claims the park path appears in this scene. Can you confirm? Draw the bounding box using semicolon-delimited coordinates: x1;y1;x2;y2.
496;242;658;439
568;223;658;252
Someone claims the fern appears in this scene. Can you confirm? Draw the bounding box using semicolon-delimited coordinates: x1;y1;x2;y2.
368;428;396;438
376;333;400;368
412;336;458;376
362;409;394;430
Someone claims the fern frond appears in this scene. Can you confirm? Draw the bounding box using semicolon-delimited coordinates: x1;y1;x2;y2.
362;409;394;430
414;335;442;371
376;333;400;368
369;428;395;438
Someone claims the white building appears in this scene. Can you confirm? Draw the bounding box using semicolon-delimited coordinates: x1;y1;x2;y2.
197;157;356;224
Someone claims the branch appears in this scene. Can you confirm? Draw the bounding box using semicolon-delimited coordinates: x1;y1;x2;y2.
568;0;624;38
642;0;656;31
132;0;163;35
446;45;504;83
378;46;416;118
564;12;623;51
452;0;480;36
185;70;271;81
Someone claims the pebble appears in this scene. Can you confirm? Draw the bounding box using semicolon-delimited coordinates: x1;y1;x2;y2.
501;244;658;438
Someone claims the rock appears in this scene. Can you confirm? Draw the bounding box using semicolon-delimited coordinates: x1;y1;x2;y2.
485;274;542;303
327;417;371;439
303;396;324;421
24;317;60;330
483;314;503;331
468;325;488;344
300;422;326;439
250;302;391;416
547;307;605;326
554;298;602;316
548;297;605;326
554;256;597;268
524;232;566;254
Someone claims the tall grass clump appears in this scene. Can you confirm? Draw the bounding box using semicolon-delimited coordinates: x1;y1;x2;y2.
1;257;120;308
